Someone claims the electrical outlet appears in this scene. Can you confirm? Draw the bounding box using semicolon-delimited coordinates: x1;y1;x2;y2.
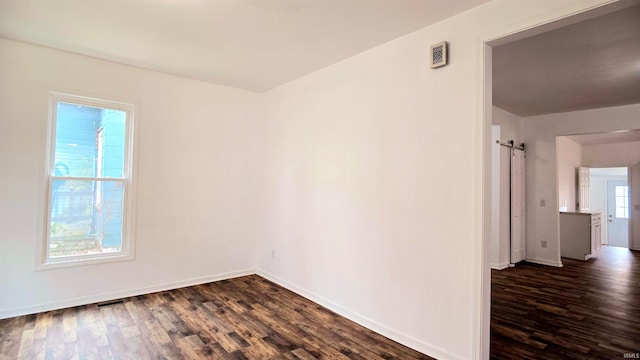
271;250;275;259
541;240;547;248
540;199;546;207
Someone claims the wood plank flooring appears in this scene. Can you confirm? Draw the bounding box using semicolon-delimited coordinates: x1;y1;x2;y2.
491;246;640;359
0;275;432;360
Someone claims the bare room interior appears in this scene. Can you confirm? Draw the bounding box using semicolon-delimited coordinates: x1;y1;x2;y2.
1;0;639;359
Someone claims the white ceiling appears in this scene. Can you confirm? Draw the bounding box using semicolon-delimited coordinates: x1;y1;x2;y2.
493;2;640;117
0;0;489;92
567;129;640;145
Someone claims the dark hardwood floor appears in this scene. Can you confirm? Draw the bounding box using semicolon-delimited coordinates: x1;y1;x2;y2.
0;275;432;360
6;245;636;360
491;246;640;359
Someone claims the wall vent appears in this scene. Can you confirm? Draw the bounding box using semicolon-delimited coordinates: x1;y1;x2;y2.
430;41;448;69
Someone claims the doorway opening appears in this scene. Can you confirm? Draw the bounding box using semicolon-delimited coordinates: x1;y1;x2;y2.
594;167;632;248
482;1;640;358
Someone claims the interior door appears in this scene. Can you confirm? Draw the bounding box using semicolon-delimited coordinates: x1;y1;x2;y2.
511;148;526;263
607;181;629;248
578;167;590;212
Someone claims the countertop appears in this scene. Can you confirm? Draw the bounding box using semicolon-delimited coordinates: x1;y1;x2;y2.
559;211;601;215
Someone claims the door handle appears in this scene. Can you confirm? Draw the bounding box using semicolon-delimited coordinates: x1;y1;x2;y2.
609;220;612;222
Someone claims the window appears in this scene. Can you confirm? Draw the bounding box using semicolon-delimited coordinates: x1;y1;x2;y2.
615;185;629;219
40;93;135;268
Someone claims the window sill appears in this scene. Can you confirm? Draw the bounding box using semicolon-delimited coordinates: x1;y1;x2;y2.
35;252;134;271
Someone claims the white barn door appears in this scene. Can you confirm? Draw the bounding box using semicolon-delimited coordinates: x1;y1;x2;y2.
511;148;526;263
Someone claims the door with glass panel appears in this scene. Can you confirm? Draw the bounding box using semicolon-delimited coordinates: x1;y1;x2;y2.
607;181;629;248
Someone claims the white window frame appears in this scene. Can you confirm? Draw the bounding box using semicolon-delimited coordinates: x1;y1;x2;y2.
37;92;136;270
615;185;629;219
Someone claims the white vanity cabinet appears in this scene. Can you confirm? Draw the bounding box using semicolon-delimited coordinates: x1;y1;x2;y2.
560;212;601;261
590;213;601;254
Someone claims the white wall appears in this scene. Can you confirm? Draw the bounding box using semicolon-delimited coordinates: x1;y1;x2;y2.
523;104;640;266
490;107;524;269
498;146;512;268
257;1;616;359
556;137;582;212
491;126;500;268
490;126;510;269
0;39;265;318
583;141;640;166
493;106;524;143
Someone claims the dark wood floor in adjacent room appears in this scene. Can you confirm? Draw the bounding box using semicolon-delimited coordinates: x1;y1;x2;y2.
0;275;432;360
491;246;640;360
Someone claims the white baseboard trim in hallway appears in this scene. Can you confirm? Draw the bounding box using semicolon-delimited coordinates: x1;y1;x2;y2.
491;262;510;270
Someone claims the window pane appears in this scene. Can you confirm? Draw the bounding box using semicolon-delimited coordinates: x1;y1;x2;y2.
50;179;124;257
614;186;629;219
54;103;126;178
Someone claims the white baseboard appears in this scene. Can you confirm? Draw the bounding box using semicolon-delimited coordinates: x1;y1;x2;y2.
490;262;509;270
525;258;563;267
256;269;465;360
0;268;255;320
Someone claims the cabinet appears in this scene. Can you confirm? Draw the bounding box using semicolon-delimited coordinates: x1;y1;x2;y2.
560;212;601;261
590;213;601;254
